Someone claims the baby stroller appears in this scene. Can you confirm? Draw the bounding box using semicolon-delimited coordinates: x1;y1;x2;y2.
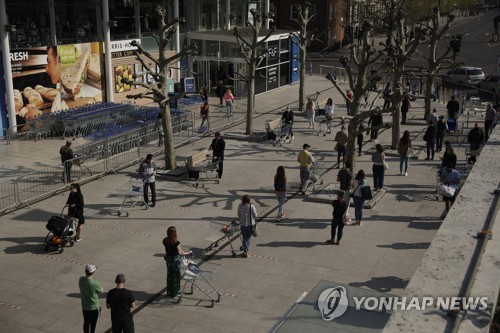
43;208;77;253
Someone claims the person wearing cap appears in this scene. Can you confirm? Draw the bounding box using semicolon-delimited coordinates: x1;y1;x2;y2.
60;140;75;183
209;132;226;179
140;154;156;207
106;274;136;333
199;101;210;133
297;144;315;195
79;264;103;333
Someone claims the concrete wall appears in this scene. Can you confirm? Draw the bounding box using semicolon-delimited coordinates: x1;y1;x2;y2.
383;126;500;332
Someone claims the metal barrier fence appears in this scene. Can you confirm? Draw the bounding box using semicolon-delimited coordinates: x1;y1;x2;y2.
0;113;196;215
318;65;348;83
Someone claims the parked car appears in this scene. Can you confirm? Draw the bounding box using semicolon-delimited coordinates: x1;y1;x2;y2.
478;75;500;93
442;66;485;86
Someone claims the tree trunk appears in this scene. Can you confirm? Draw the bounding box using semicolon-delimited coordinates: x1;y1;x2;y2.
246;62;256;135
424;75;434;120
162;103;176;170
391;75;403;149
299;46;306;111
346;98;361;173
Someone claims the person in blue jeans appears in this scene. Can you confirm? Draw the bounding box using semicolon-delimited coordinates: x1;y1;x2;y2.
325;191;348;245
352;170;367;226
237;195;257;258
371;144;386;191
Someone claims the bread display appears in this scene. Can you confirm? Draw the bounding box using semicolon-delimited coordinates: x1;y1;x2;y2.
14;89;23;112
35;85;59;102
23;103;42;119
23;87;44;107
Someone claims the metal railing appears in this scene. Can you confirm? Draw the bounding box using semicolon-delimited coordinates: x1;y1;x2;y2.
0;115;195;215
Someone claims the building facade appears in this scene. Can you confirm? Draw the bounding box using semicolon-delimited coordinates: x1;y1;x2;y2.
0;0;300;133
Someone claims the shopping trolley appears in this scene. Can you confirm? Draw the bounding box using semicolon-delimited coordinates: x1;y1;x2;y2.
207;220;242;257
309;163;325;192
186;156;220;188
177;254;222;307
273;122;292;147
109;177;148;216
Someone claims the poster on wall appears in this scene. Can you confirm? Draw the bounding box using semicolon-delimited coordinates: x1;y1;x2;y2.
115;64;133;93
10;42;103;126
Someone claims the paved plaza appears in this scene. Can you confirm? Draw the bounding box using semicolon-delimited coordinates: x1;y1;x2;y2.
0;75;494;332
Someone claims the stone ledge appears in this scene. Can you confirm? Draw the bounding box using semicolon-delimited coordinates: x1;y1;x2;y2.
222;131;267;142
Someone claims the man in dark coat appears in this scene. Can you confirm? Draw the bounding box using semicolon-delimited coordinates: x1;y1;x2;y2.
209;132;226;179
446;95;460;119
423;121;437;160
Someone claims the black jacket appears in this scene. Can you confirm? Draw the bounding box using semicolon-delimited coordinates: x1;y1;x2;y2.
368;113;383;127
281;110;294;123
468;128;484;150
423;125;437;143
210;138;226;158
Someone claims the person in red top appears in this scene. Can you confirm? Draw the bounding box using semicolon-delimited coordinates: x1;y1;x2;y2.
223;88;235;117
199;101;210;133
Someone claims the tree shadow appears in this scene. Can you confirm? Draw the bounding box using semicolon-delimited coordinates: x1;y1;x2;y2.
273;218;330;229
377;242;431;250
349;276;409;293
256;241;326;248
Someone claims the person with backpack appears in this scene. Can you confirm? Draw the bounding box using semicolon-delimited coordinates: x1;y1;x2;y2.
140;154;156;207
60;140;75;183
281;106;294;140
352;169;367;226
274;166;287;222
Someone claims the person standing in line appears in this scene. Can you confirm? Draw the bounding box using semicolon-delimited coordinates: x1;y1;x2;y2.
357;123;365;156
163;226;192;298
237;195;257;258
427;108;439;126
401;93;411;124
446;95;459;120
274;166;287;222
352;169;367;226
372;144;386;191
216;80;225;106
484;102;497;142
297;143;315;195
67;183;85;241
467;123;485;164
325;190;348;245
209;132;226;180
281;106;295;140
436;115;447;152
382;83;392;110
440;163;460;213
305;98;315;129
223;88;235;117
79;264;103;333
334;125;348;169
346;89;353;115
423;121;437;160
397;130;412;176
60;140;75;183
140;154;156;207
368;109;383;141
324;98;334;133
337;160;353;206
440;144;457;172
199;101;210;133
106;274;136;333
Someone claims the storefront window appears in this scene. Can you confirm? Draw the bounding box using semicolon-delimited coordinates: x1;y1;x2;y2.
54;0;100;44
109;0;139;40
6;0;50;48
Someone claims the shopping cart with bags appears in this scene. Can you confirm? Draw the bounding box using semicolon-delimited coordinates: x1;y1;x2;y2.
177;254;222;307
207;220;242;257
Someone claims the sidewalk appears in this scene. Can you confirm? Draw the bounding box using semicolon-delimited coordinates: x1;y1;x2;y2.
0;75;487;332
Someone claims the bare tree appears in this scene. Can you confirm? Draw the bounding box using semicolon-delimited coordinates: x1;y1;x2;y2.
289;1;315;112
233;8;276;135
375;0;425;148
415;10;456;120
124;5;196;170
325;21;392;173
